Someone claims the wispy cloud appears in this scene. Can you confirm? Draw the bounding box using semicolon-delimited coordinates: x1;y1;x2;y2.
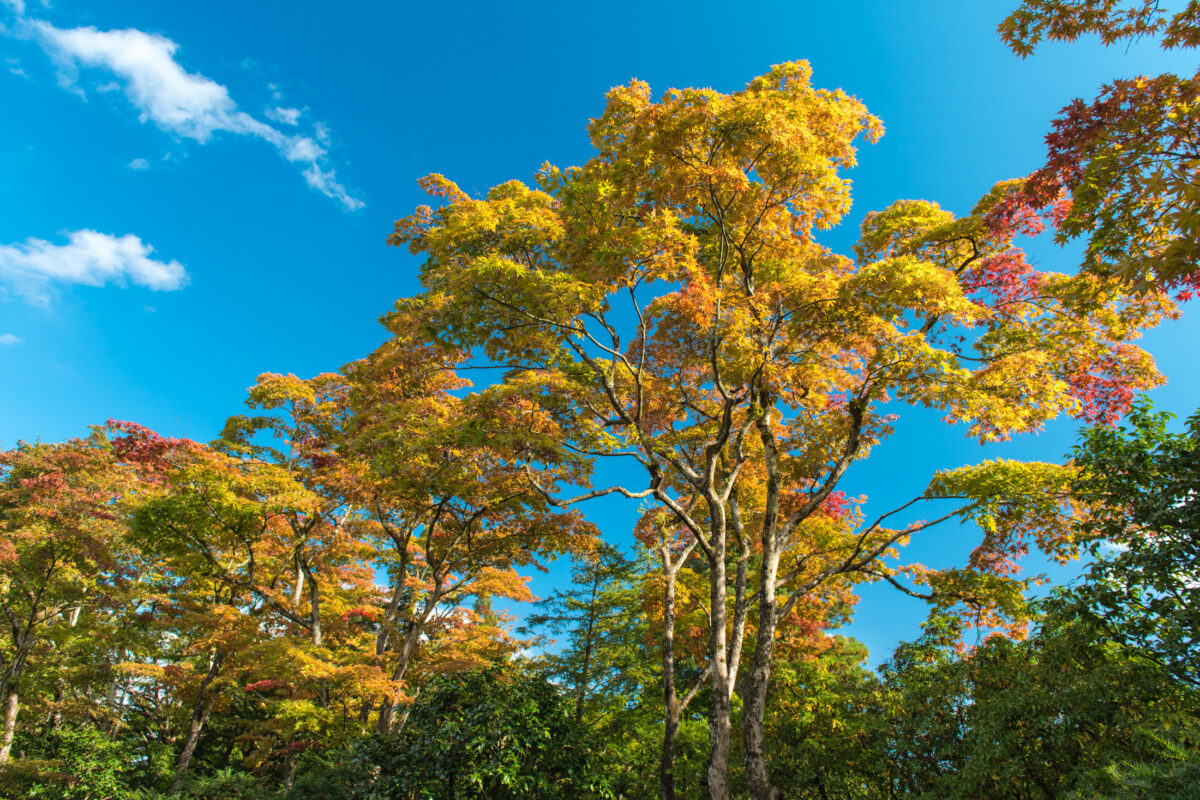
0;333;23;346
14;18;363;210
128;156;149;170
265;105;302;126
0;229;188;304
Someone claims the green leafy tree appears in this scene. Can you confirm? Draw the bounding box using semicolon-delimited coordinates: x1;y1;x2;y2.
349;665;613;800
520;543;640;723
1067;398;1199;686
875;611;1198;800
0;725;137;800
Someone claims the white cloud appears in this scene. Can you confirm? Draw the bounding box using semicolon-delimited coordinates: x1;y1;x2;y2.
1;1;25;16
129;157;149;170
265;105;301;125
0;333;22;346
0;229;188;304
26;21;363;210
304;164;364;211
282;134;324;163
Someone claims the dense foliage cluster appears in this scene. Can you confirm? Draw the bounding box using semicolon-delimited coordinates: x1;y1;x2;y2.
1;3;1197;798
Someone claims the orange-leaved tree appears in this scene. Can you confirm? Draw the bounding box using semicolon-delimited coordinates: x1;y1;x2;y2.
0;433;134;762
342;327;600;733
387;62;1171;800
998;0;1200;296
114;421;375;791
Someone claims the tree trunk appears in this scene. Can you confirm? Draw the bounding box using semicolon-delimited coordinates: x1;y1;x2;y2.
169;651;224;794
574;577;600;723
704;528;732;800
303;562;322;647
743;550;782;800
660;555;681;800
375;598;436;735
291;561;305;609
283;747;298;790
744;408;785;800
0;691;20;763
661;707;682;800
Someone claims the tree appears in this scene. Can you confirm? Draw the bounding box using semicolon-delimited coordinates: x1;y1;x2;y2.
350;665;613;800
762;636;888;800
0;434;131;762
1066;398;1199;687
520;542;639;723
387;62;1169;799
118;422;334;792
341;332;600;734
997;0;1200;296
871;607;1199;800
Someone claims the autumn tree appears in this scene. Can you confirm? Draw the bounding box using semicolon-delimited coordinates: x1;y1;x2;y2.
998;0;1200;296
0;434;132;763
116;422;348;792
387;62;1170;800
341;328;599;733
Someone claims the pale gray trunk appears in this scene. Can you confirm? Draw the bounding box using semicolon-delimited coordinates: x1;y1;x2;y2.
0;692;19;763
743;549;782;800
291;562;305;609
303;563;322;647
744;406;785;800
660;558;681;800
704;527;732;800
283;748;298;790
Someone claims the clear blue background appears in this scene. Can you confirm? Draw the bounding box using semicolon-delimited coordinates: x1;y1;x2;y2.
2;0;1196;665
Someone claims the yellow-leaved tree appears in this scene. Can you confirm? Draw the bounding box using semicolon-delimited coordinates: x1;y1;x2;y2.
385;62;1173;800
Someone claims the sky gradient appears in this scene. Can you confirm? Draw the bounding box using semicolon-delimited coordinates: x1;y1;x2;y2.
2;0;1197;665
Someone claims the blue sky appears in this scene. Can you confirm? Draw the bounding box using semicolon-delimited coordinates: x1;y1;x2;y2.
1;0;1196;665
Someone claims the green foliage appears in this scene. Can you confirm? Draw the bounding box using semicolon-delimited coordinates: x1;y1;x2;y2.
349;665;613;800
879;610;1199;799
765;637;890;799
175;767;270;800
519;543;641;722
0;726;137;800
1066;398;1200;685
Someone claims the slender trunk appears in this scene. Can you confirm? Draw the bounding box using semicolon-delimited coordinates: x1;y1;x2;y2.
283;748;298;790
169;651;224;794
291;561;305;609
744;409;784;800
726;495;751;687
0;691;20;763
303;563;322;647
393;691;417;733
574;578;600;723
743;549;782;800
0;628;34;764
660;554;680;800
704;520;732;800
376;598;436;735
662;709;682;800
